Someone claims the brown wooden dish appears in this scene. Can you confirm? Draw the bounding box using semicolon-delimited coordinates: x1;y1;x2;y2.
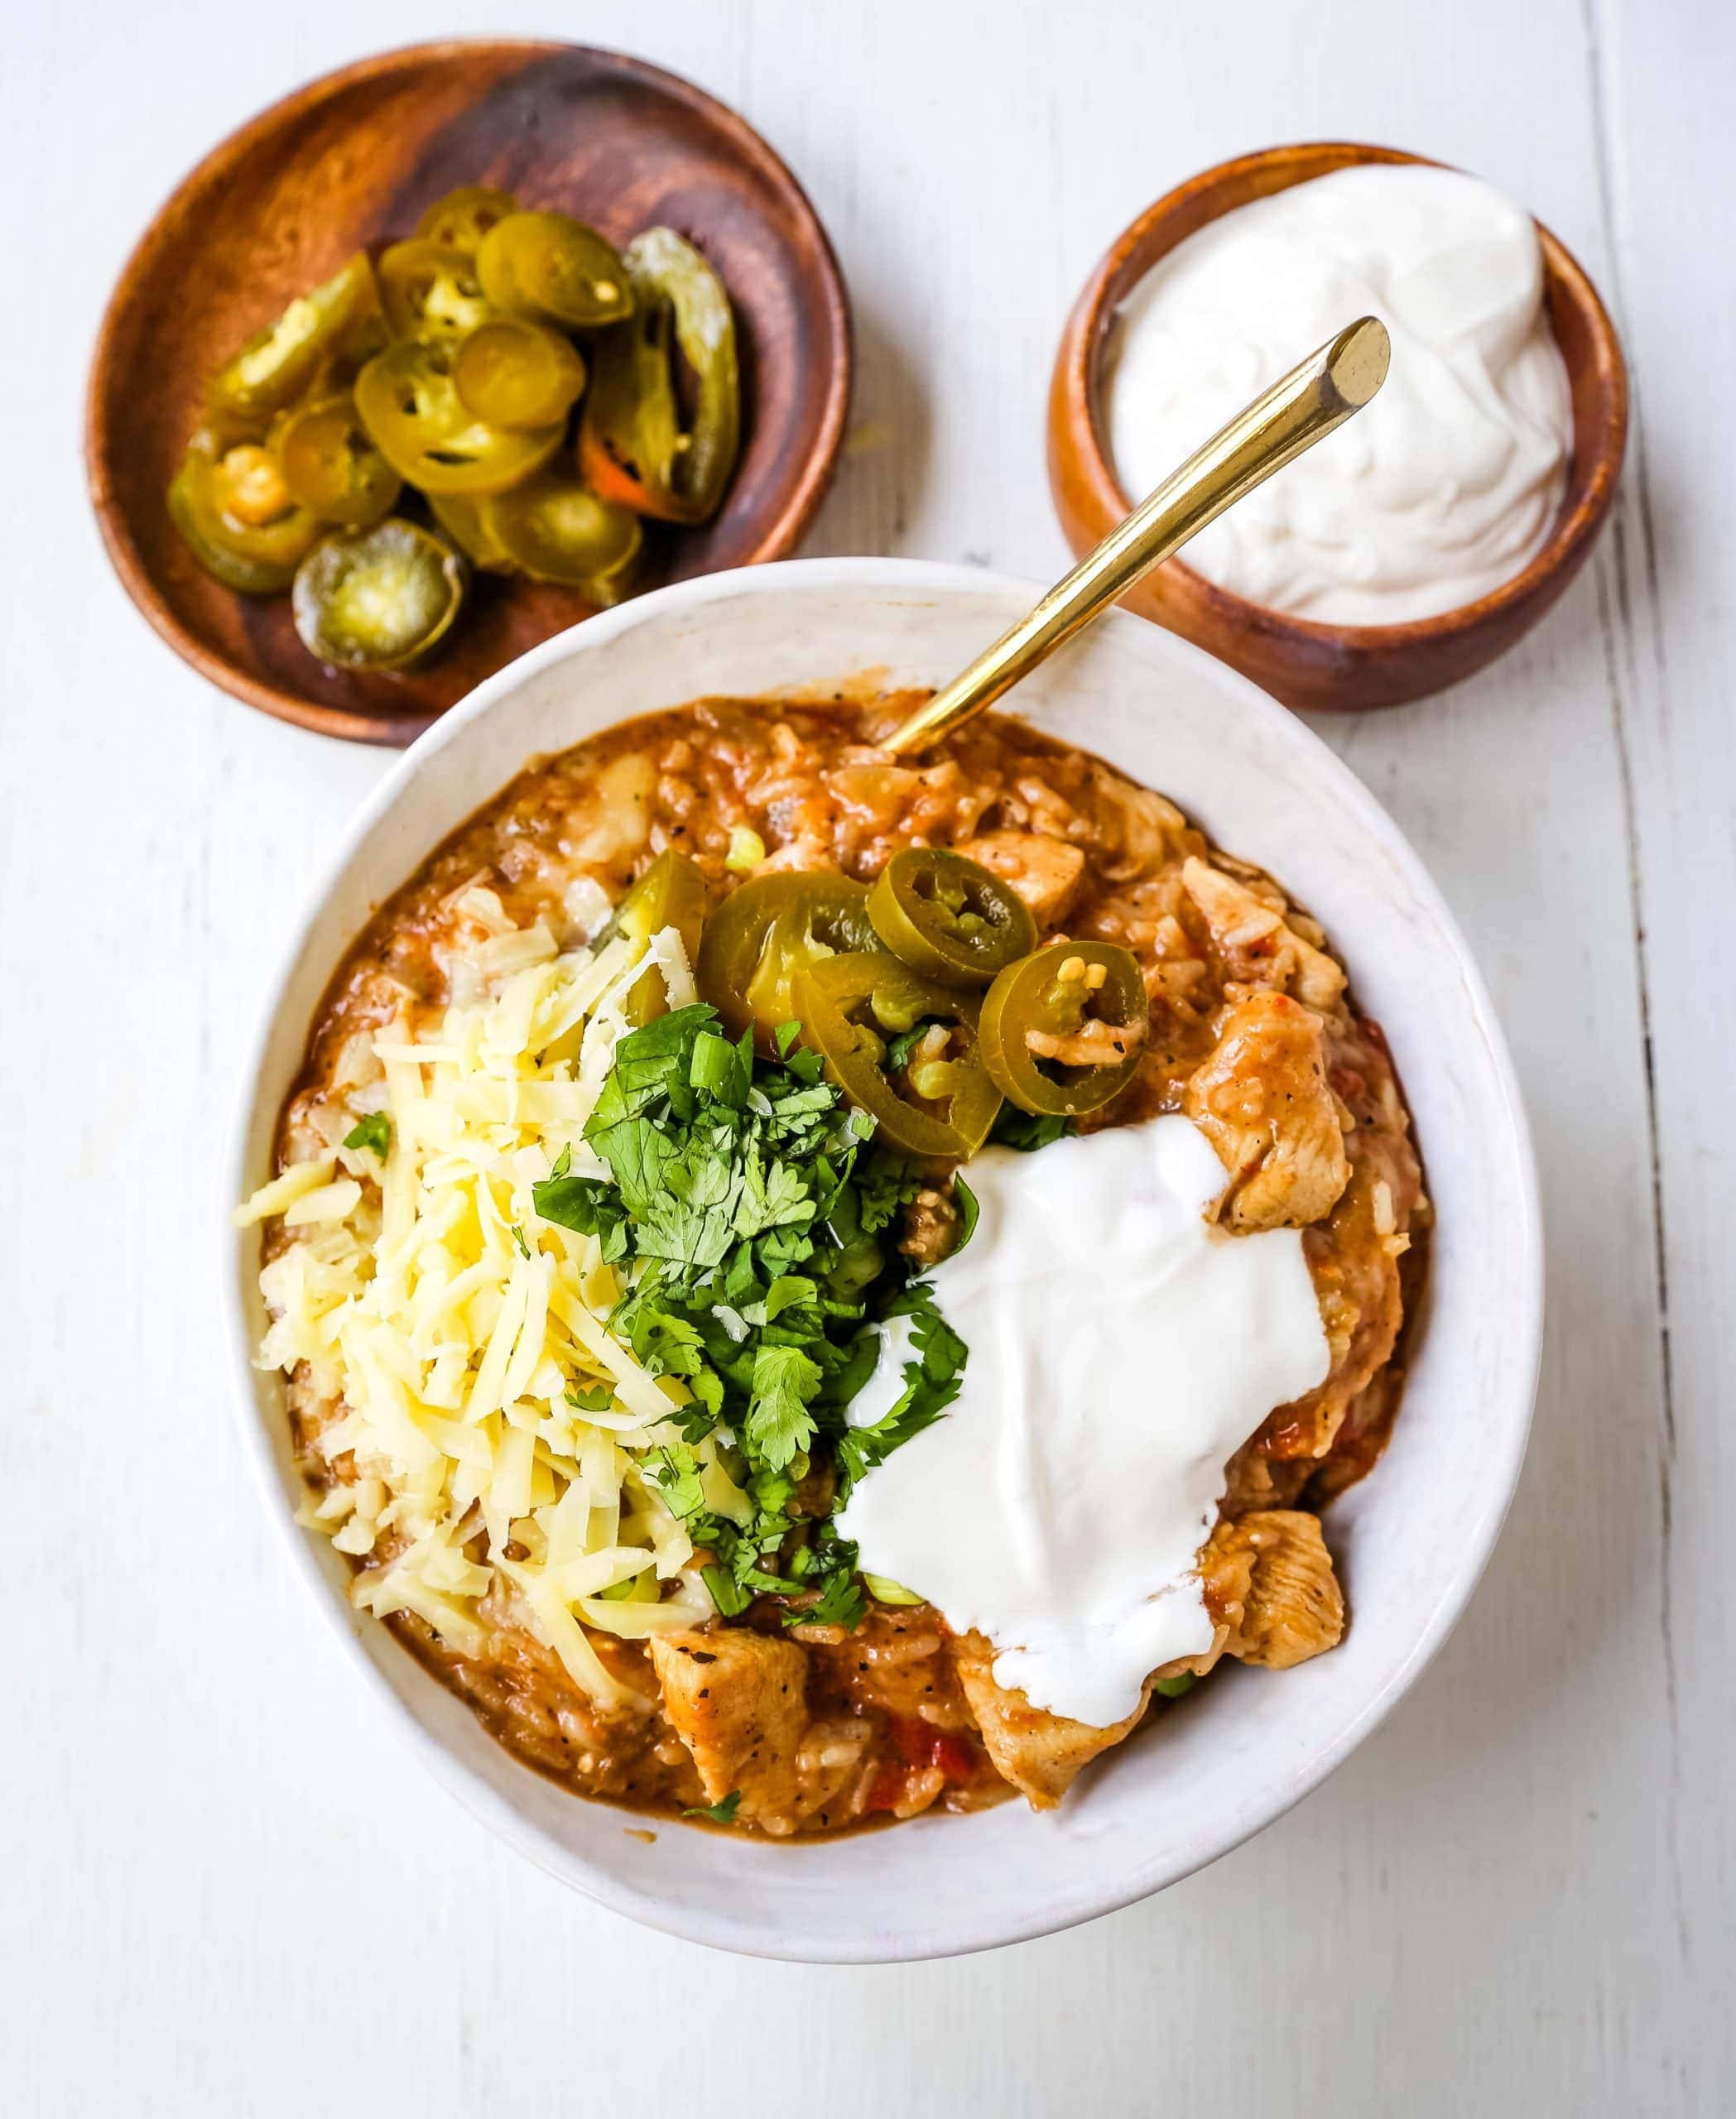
85;39;852;746
1047;142;1628;713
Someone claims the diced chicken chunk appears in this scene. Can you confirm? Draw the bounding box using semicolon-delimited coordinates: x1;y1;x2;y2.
1258;1141;1410;1460
648;1627;808;1822
825;762;921;829
565;752;657;874
955;829;1085;928
951;1633;1148;1810
755;835;838;876
1181;857;1345;1011
1219;1439;1314;1515
1184;992;1351;1230
1208;1511;1344;1669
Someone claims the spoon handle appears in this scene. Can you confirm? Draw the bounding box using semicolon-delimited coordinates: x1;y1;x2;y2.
883;315;1390;757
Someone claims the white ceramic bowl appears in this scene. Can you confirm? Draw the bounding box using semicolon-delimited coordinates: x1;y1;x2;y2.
226;558;1541;1963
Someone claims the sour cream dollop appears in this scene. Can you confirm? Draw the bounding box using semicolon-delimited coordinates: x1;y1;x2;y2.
1105;163;1574;625
837;1117;1330;1729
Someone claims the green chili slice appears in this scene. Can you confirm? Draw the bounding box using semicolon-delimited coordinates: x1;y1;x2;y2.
291;518;467;670
868;847;1039;987
794;951;1002;1158
414;185;519;257
476;210;634;329
978;940;1148;1117
425;493;517;574
578;227;739;526
353;339;564;496
377;240;498;343
598;850;709;1026
695;872;878;1047
167;433;321;593
272;396;402;526
206;252;387;425
453;317;587;430
479;471;642;593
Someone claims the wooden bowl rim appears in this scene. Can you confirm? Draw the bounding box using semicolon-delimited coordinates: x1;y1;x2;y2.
84;36;854;745
1051;138;1629;653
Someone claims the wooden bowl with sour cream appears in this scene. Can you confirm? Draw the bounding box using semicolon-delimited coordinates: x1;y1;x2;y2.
1047;142;1628;713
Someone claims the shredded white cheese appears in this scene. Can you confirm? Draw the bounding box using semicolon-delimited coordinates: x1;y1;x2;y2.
237;914;719;1708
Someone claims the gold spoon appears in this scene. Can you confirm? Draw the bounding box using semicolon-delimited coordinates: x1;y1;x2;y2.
884;315;1390;756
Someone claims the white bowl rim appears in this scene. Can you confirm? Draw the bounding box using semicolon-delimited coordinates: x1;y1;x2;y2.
221;555;1542;1962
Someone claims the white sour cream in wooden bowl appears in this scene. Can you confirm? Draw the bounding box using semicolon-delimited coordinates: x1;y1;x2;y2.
838;1117;1331;1729
1105;163;1574;626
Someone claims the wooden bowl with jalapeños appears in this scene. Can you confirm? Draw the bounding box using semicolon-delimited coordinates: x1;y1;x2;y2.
85;39;853;746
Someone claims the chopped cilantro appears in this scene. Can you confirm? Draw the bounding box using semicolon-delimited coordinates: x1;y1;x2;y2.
950;1174;980;1254
885;1017;943;1072
782;1044;825;1086
511;1223;531;1259
746;1274;817;1324
546;1001;968;1631
343;1112;392;1159
988;1106;1073;1153
532;1167;630;1260
689;1030;748;1098
683;1790;742;1824
565;1383;614;1414
773;1018;803;1058
856;1152;920;1234
748;1343;824;1469
804;1567;868;1631
700;1564;753;1617
834;1281;966;1500
647;1444;707;1521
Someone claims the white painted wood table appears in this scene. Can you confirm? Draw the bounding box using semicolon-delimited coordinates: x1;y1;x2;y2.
5;0;1729;2109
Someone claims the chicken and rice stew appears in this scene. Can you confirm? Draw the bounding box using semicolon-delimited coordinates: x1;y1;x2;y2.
240;694;1426;1835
